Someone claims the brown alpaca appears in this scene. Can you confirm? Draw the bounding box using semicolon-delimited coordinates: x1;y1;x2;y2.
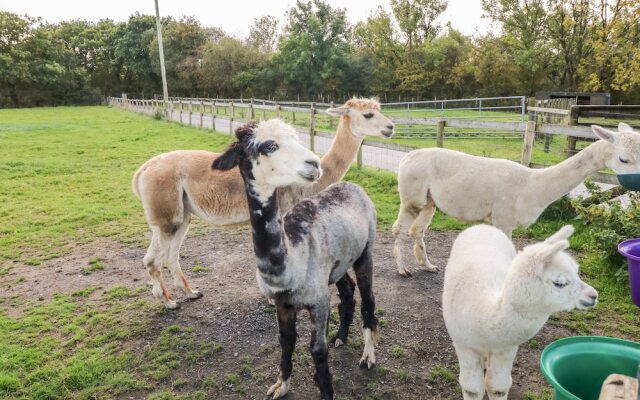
132;98;394;308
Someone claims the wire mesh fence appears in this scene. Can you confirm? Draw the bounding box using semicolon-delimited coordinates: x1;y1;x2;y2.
108;96;633;184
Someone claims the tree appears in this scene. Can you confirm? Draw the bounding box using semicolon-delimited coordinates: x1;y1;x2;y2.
390;0;447;48
353;8;403;95
545;0;592;89
273;0;351;98
114;13;158;97
247;15;279;53
149;16;207;96
198;37;269;97
482;0;552;94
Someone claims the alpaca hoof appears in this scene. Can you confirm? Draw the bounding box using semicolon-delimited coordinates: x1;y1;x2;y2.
334;338;344;348
424;264;439;273
267;378;290;399
267;298;276;307
186;290;203;300
398;266;412;277
359;357;376;370
165;300;180;310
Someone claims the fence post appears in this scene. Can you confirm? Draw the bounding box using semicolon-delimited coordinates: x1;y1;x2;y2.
200;101;204;128
178;100;183;124
566;105;580;156
276;103;281;119
310;102;316;152
230;102;235;119
436;120;446;148
229;117;233;135
292;108;296;124
188;102;193;125
329;101;335;129
169;101;173;121
211;105;216;131
249;98;255;120
357;144;363;168
521;120;536;166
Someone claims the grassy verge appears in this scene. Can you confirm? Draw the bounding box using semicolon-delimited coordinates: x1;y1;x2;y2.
0;106;233;265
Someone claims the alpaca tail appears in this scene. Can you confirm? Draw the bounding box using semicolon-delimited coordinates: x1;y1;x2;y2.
131;164;145;200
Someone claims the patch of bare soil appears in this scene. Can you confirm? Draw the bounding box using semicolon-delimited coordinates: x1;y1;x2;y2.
0;227;575;399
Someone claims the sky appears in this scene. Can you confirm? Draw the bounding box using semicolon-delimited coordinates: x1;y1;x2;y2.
0;0;493;38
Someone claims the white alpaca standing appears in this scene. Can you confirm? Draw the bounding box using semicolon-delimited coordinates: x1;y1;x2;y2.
213;120;378;400
442;224;598;400
393;122;640;275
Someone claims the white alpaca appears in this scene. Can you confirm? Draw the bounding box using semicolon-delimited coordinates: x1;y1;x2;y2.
213;120;378;400
442;224;598;400
133;98;393;308
393;122;640;275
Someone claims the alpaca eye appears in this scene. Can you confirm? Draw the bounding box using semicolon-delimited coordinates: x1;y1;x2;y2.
619;157;629;164
553;281;568;288
363;113;374;119
261;141;279;155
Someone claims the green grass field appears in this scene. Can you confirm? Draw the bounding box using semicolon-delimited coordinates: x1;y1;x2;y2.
0;106;637;400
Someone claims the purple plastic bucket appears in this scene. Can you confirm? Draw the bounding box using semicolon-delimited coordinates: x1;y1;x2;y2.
618;238;640;307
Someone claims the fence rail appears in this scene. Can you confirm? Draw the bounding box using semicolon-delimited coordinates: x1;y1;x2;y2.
109;96;636;187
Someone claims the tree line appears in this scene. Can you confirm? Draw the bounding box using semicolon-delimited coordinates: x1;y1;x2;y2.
1;0;638;108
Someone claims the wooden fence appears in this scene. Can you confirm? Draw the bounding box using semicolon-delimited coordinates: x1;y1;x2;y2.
109;96;640;186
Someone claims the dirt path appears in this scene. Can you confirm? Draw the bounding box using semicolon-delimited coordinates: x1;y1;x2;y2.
1;226;571;399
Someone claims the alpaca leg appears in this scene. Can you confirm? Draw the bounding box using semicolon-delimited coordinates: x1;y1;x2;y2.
485;347;517;400
166;216;202;300
408;195;438;272
354;243;378;369
331;273;356;347
309;300;334;400
268;298;297;400
454;344;485;400
392;205;417;276
144;228;177;309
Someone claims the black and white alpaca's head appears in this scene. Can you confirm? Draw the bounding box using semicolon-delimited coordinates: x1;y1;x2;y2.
213;119;322;193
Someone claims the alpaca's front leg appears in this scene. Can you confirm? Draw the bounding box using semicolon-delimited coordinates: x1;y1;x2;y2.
453;344;485;400
310;301;334;400
408;198;438;272
485;347;517;400
268;300;297;399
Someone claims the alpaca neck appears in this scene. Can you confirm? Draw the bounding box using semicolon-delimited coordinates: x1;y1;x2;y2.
244;181;288;278
493;272;552;343
531;140;611;203
313;117;362;191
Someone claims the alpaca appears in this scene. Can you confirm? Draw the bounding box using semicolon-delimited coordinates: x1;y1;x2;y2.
442;224;597;400
132;98;393;308
213;120;379;400
393;122;640;275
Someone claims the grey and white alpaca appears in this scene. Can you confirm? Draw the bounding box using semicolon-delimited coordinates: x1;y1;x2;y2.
213;120;379;400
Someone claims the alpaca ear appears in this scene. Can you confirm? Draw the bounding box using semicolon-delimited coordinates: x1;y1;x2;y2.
618;122;634;133
535;240;569;266
212;142;242;171
592;125;617;143
544;225;574;244
326;107;350;117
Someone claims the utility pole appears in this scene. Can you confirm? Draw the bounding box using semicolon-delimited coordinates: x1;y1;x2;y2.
154;0;169;102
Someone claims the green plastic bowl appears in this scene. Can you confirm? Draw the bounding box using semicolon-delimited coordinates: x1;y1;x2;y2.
540;336;640;400
617;173;640;191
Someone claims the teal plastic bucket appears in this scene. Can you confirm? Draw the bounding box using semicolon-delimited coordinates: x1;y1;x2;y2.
617;173;640;191
540;336;640;400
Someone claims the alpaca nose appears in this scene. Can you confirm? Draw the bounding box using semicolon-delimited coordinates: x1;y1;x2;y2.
386;124;394;130
589;293;598;301
306;160;319;169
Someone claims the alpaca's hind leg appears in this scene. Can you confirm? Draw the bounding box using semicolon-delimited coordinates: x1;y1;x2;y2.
268;298;297;399
409;195;438;272
309;299;334;399
165;216;202;300
353;243;378;369
331;273;356;347
392;205;417;276
454;344;485;400
144;228;177;309
485;347;517;400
